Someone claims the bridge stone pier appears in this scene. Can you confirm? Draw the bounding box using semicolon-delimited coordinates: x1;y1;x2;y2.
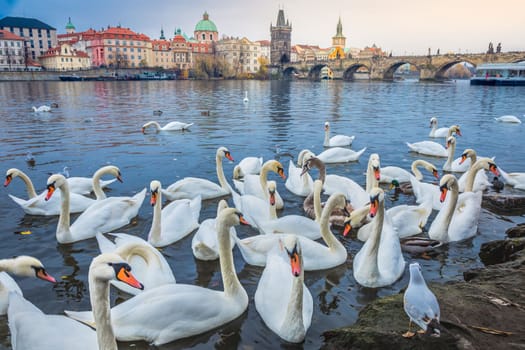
281;52;525;81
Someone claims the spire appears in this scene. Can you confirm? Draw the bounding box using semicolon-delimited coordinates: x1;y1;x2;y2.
336;17;343;36
203;11;209;20
276;9;286;26
160;26;165;40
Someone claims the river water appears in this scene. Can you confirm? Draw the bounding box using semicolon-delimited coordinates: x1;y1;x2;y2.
0;79;524;349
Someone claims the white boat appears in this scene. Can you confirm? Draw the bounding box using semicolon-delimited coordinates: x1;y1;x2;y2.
470;62;525;86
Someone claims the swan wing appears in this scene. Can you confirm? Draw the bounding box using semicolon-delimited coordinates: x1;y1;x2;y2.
406;141;447;157
380;166;412;183
448;191;482;241
328;134;355;147
285;160;313;196
163;177;226;200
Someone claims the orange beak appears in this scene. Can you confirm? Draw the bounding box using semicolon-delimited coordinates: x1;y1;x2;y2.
116;173;123;183
456;129;462;136
374;167;380;181
343;222;352;237
36;268;57;283
369;198;379;218
117;266;144;290
459;154;467;165
239;214;250;226
269;191;276;206
440;186;448;202
4;175;12;187
225;151;234;162
150;191;157;206
278;167;286;180
432;169;439;179
288;250;301;277
489;163;500;176
45;184;56;201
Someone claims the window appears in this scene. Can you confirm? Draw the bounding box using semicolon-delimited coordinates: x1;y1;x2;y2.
201;34;205;40
39;40;43;48
122;41;126;45
138;55;141;60
209;34;212;40
38;29;42;37
47;40;51;48
123;47;127;52
46;29;50;37
30;40;34;48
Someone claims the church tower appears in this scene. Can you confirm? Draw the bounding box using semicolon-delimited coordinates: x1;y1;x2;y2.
330;17;346;59
65;17;75;34
270;8;291;65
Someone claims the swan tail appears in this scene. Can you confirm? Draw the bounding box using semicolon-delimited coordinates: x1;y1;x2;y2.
184;123;194;130
64;310;96;328
100;178;117;187
356;147;367;157
192;242;218;261
95;232;115;254
8;194;29;207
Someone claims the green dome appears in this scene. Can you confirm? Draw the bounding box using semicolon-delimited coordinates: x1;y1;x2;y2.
194;12;217;32
66;17;75;29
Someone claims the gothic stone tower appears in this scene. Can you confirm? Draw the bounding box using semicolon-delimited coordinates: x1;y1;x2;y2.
270;8;291;65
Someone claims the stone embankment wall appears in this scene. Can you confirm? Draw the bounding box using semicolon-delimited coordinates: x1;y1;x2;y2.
0;68;158;81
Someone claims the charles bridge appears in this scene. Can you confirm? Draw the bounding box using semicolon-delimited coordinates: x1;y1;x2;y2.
280;52;525;81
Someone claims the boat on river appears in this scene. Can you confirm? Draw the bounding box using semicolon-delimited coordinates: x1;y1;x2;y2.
470;62;525;86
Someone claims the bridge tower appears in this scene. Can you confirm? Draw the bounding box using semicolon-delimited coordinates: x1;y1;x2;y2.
270;8;292;65
329;17;346;59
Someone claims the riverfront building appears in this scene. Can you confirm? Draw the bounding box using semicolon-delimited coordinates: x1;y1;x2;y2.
39;42;90;70
215;37;261;75
0;16;57;62
0;29;25;70
270;8;291;65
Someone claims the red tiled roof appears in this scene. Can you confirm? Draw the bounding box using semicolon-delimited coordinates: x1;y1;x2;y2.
0;29;24;41
256;40;270;46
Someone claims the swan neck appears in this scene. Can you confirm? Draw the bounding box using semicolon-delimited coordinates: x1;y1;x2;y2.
442;185;459;234
89;275;117;350
18;171;38;198
217;220;243;297
117;244;161;269
465;161;482;192
445;141;456;169
0;259;15;274
411;161;424;181
323;128;330;146
216;153;228;190
92;168;107;200
313;181;323;222
366;163;378;192
282;271;305;338
148;190;162;243
56;182;72;243
319;198;345;250
259;165;270;198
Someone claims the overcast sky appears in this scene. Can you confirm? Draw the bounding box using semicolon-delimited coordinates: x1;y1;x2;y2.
2;0;523;55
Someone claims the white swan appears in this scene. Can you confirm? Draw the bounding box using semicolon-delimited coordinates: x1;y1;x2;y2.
162;146;233;201
96;232;175;295
9;253;143;350
316;146;367;164
233;193;348;270
192;199;236;261
65;208;249;346
428;172;485;242
406;160;443;210
243;90;249;103
0;256;56;315
141;120;193;133
32;105;51;113
4;168;96;216
498;167;525;190
285;159;314;196
457;149;492;192
407;125;461;157
494;115;521;124
353;187;405;288
380;159;439;184
65;165;120;197
323;121;355;147
253;181;321;240
148;180;201;247
45;174;146;244
255;235;313;343
232;156;263;179
428;116;451;138
442;136;470;172
234;159;286;209
403;262;440;337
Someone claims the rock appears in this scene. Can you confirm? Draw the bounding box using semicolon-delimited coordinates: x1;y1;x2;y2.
482;194;525;215
506;223;525;238
323;251;525;350
478;238;525;266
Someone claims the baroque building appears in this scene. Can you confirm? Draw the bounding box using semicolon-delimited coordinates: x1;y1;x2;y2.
270;8;291;65
215;37;260;75
0;29;25;70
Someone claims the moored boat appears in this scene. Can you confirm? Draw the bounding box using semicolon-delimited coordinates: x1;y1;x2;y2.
471;62;525;86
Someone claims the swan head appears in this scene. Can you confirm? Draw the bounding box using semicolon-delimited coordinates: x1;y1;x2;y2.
99;165;123;183
4;168;22;187
297;149;315;167
45;174;68;201
150;180;162;206
218;207;250;227
266;160;286;180
343;204;370;237
7;256;56;283
90;253;143;290
429;117;437;127
232;165;242;179
445;136;456;150
324;121;330;131
439;174;458;202
477;158;500;176
459;149;476;165
267;180;277;206
368;187;384;218
450;125;462;136
300;156;321;176
281;235;302;277
368;153;381;180
217;146;234;161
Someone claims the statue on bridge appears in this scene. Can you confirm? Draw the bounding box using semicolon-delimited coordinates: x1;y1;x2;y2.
496;42;502;53
487;42;494;54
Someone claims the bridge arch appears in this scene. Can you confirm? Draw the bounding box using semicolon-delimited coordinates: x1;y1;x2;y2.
434;59;476;80
382;61;421;80
308;64;328;80
282;66;300;79
343;64;370;81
